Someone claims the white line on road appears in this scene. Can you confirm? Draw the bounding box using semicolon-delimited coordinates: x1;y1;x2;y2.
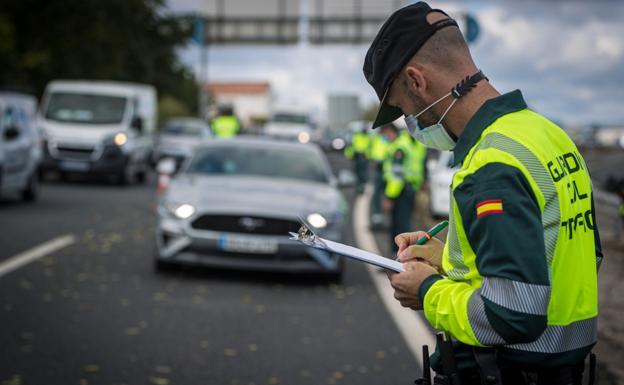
353;186;436;363
0;234;76;277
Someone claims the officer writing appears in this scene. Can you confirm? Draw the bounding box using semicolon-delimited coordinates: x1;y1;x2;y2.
363;3;602;385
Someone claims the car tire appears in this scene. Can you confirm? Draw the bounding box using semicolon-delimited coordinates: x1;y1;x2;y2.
154;258;176;272
325;270;344;283
135;168;147;184
21;171;40;202
116;161;135;186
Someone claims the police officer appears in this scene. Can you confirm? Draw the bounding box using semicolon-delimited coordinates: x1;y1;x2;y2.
369;124;393;229
362;3;602;384
211;105;241;138
383;126;425;252
344;124;371;194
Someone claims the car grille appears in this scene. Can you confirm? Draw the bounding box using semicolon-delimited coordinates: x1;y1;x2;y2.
55;145;95;160
191;215;300;235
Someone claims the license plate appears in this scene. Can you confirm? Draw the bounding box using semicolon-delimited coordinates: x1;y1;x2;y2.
59;160;89;171
218;234;278;254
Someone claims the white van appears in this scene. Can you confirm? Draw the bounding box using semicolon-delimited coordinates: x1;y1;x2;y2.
39;80;157;184
263;108;319;144
0;91;41;201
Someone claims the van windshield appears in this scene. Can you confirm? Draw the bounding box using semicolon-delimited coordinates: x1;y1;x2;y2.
45;92;127;124
272;113;309;125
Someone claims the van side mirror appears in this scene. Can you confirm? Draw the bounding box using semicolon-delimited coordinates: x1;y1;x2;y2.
3;126;20;141
131;116;144;133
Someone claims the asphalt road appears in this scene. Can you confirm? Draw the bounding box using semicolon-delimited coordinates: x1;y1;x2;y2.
0;153;422;385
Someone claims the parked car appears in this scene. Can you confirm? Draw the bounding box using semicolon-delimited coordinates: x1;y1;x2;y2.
39;80;157;184
152;117;211;168
0;90;41;201
427;151;458;219
155;137;349;278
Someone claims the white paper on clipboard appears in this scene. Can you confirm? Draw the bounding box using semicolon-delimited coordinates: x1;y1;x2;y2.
289;220;405;273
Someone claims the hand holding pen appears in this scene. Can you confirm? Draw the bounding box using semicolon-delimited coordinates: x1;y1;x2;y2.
394;220;448;273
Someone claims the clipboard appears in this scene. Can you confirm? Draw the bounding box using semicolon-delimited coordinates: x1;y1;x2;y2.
289;217;405;273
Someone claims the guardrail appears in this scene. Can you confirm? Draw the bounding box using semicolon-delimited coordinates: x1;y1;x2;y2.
594;189;622;242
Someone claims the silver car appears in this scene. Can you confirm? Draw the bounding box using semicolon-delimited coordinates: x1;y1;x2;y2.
155;137;348;278
0;91;41;201
152;117;212;167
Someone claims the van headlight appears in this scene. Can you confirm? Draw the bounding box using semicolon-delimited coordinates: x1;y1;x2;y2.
113;133;127;146
307;213;327;229
298;131;311;144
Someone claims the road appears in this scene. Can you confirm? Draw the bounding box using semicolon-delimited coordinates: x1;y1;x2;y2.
0;154;424;385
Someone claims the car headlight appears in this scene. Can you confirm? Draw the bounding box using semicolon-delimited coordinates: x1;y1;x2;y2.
298;131;311;144
172;203;195;219
307;213;327;229
114;132;127;146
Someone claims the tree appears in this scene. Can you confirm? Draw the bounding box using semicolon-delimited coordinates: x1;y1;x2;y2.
0;0;197;115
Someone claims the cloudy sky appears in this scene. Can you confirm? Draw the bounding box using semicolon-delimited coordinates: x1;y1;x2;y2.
168;1;624;126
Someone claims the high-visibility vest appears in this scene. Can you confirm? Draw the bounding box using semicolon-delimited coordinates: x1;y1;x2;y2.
383;133;424;198
344;131;370;159
369;134;389;162
212;116;240;138
419;91;601;368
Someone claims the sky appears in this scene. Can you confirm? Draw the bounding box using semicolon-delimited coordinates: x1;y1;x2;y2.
167;1;624;126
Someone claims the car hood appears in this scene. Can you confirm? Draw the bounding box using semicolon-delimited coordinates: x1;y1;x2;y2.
166;175;342;218
158;135;201;148
40;119;124;145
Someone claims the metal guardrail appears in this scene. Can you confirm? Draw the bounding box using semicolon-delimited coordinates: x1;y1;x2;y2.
594;189;622;242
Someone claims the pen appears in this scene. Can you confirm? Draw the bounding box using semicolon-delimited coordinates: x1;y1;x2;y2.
395;220;449;261
414;220;449;245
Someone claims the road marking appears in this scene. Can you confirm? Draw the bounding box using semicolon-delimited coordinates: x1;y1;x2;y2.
0;235;76;277
353;186;435;364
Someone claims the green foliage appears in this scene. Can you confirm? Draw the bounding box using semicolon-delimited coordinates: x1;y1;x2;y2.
0;0;197;112
158;94;191;127
362;101;380;122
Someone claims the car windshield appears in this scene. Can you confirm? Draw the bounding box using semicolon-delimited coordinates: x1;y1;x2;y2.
45;92;127;124
187;145;329;184
272;113;309;125
161;122;204;137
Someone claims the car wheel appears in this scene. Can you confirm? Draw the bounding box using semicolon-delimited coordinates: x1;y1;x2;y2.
116;161;135;186
135;167;147;184
324;270;343;283
21;171;40;202
154;258;176;272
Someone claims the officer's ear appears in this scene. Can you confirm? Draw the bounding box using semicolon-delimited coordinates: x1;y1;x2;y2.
404;65;427;98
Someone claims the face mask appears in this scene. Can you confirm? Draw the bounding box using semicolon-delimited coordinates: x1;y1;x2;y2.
404;91;457;151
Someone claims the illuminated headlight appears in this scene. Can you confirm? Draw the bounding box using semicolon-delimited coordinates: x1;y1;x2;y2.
331;138;345;150
114;133;128;146
307;213;327;229
173;204;195;219
298;131;311;144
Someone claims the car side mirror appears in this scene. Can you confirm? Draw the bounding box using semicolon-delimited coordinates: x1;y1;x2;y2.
157;158;177;175
131;116;144;133
3;126;20;141
337;169;356;188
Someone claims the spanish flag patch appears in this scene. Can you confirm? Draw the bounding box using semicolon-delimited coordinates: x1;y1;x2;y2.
476;199;504;218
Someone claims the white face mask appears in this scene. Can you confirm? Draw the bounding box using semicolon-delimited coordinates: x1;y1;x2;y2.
404;91;457;151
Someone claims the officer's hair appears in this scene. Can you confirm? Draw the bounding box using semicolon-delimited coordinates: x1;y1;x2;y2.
410;24;476;73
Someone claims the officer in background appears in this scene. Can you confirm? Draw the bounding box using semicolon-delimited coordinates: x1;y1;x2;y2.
211;105;241;138
383;126;426;252
369;123;394;229
344;123;371;194
362;2;601;384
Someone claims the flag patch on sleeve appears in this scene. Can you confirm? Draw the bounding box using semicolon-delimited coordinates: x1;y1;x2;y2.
476;199;503;218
